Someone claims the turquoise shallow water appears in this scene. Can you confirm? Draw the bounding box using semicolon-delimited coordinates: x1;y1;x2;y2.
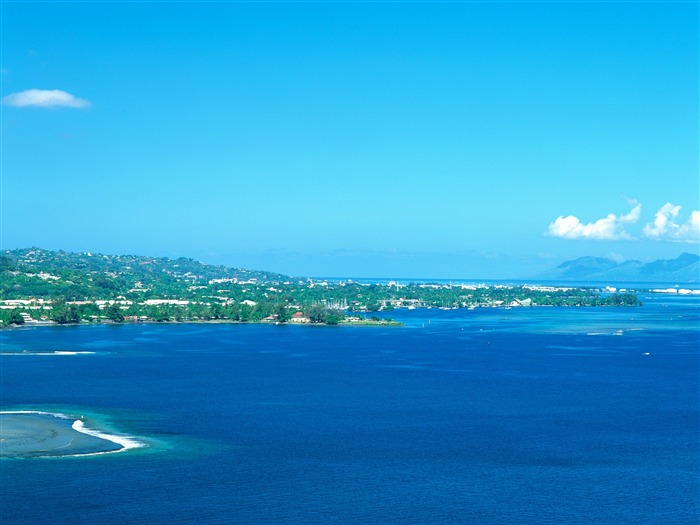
0;411;144;458
1;295;698;524
1;412;112;457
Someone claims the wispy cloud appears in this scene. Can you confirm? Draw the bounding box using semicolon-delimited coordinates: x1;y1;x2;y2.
643;203;699;243
1;89;91;109
548;201;641;241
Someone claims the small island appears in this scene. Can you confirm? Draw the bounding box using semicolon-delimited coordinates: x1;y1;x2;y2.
1;248;640;328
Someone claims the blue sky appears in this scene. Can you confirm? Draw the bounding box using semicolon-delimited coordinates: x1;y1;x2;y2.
1;1;698;278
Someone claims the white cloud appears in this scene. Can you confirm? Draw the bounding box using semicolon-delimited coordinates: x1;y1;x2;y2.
643;203;700;243
1;89;91;109
548;202;641;241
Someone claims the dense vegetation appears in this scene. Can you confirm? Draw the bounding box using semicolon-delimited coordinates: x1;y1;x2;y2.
0;248;285;300
0;248;640;326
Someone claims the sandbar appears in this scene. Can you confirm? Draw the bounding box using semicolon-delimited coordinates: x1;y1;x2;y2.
0;411;144;458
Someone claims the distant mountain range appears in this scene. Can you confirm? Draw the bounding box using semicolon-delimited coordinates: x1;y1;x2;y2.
535;253;699;283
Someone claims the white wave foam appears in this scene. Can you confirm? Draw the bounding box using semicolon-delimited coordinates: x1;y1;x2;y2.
71;419;144;453
0;410;71;418
1;351;96;356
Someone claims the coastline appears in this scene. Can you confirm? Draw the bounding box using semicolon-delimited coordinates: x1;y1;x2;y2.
0;317;404;329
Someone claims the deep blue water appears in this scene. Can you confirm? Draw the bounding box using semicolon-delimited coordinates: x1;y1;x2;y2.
1;296;698;524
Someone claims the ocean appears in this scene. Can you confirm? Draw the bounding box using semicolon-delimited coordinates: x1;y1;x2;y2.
1;293;698;524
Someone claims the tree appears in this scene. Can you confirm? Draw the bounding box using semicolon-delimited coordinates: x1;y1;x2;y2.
148;307;170;322
324;310;343;325
306;304;326;323
105;303;124;322
365;300;381;312
305;305;345;324
2;309;25;325
238;304;252;322
77;303;101;321
272;302;291;323
0;254;16;272
210;303;223;320
50;300;80;324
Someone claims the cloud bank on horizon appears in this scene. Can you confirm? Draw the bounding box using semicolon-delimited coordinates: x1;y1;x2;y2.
1;89;91;109
548;202;700;244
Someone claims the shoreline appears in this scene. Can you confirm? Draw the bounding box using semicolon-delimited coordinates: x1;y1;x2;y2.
0;317;404;329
